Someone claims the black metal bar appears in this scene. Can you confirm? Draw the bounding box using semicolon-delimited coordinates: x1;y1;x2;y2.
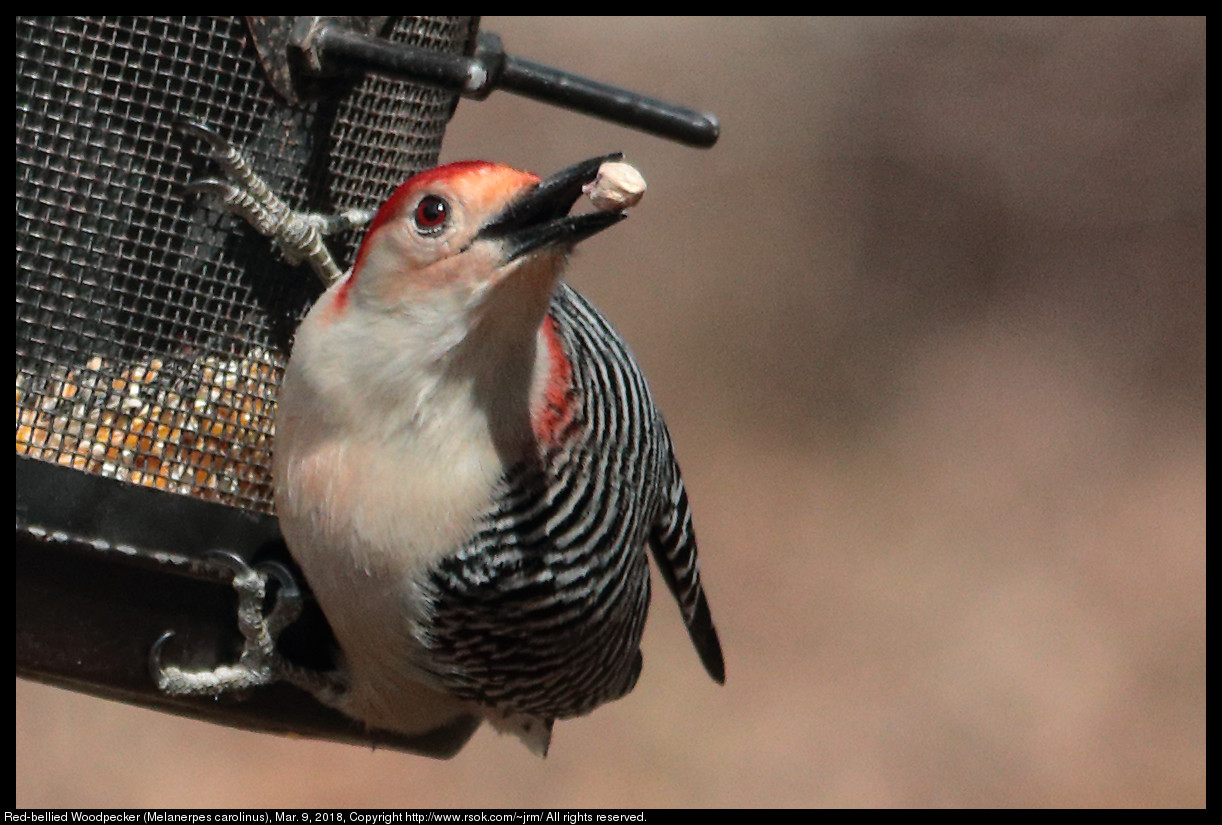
310;22;488;96
496;50;719;148
302;22;719;148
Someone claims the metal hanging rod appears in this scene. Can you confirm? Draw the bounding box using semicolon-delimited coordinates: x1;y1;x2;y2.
252;17;720;148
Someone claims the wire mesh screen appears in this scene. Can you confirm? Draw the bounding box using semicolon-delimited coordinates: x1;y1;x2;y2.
16;16;477;514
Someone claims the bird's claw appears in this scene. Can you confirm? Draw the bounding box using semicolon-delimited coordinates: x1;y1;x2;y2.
177;118;366;286
147;628;180;685
175;118;233;156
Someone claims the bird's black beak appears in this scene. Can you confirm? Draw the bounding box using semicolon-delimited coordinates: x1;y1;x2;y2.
478;153;627;262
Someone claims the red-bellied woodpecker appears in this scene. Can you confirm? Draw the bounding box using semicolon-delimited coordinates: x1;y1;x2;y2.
154;126;723;756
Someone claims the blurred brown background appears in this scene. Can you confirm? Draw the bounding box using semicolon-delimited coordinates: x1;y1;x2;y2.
15;17;1205;808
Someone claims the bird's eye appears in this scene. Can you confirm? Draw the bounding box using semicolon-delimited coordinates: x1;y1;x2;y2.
413;195;449;234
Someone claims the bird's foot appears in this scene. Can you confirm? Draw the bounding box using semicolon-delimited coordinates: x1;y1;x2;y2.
177;119;370;286
150;550;303;696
